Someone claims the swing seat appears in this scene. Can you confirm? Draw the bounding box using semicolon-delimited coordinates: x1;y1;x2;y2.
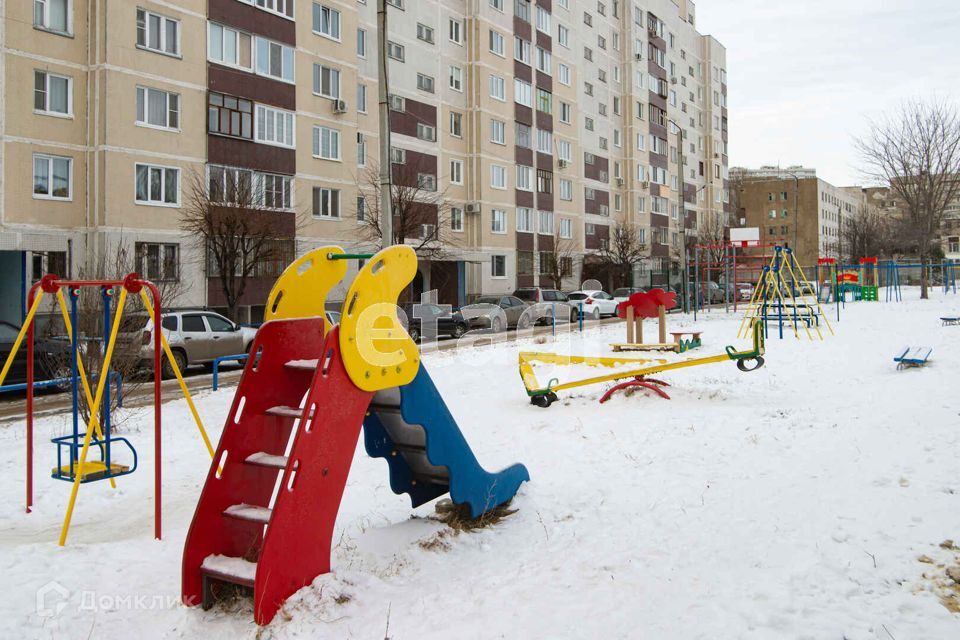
50;434;137;483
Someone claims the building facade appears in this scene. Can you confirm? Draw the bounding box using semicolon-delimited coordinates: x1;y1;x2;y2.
1;0;727;323
731;166;862;268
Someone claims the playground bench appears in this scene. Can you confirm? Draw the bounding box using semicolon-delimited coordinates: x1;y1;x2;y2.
669;330;703;343
894;347;932;370
941;317;960;326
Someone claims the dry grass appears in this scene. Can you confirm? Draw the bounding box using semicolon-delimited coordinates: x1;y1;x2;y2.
914;540;960;615
431;498;518;532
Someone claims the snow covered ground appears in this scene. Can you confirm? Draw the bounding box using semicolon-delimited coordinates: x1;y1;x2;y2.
3;290;960;639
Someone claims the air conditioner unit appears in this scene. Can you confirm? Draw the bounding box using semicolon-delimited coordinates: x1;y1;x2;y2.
332;100;348;114
670;77;678;84
616;177;624;186
634;53;642;61
714;153;720;158
640;181;650;188
558;159;569;169
465;203;481;214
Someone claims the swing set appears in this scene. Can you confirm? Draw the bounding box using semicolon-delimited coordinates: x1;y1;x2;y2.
0;273;215;546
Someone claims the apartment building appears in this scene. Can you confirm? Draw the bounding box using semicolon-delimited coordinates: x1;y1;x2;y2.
731;166;863;267
862;184;960;262
0;0;727;323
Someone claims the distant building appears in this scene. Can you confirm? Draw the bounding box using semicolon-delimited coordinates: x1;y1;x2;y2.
862;185;960;262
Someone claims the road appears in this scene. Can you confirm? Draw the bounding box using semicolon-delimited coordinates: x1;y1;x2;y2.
0;316;623;423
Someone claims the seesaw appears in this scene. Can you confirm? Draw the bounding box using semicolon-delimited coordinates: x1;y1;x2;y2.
519;319;766;407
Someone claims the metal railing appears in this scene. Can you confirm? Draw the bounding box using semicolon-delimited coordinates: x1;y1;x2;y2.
0;371;123;405
212;354;248;391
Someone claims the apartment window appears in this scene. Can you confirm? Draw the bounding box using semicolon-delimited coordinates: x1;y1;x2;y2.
357;132;366;166
255;37;295;82
557;140;571;162
357;84;367;112
239;0;293;18
34;71;72;117
34;0;71;34
136;86;178;129
256;105;295;148
538;252;554;275
418;174;437;191
584;83;593;97
451;207;464;231
449;19;463;44
537;170;553;194
450;160;464;185
492;209;507;233
584;153;595;165
137;9;180;56
261;173;292;210
536;129;553;154
516;123;532;149
490;0;504;11
558;63;571;86
558;24;569;47
313;187;340;218
135;163;179;206
652;196;668;214
514;0;531;23
538;210;553;234
491;119;506;144
559;179;572;201
135;243;179;282
391;147;406;164
585;116;594;131
517;165;534;191
583;12;592;26
517;251;533;276
449;65;463;91
208;92;253;139
357;28;367;56
491;255;506;278
417;23;434;44
387;41;405;61
585;187;595;200
489;30;505;55
599;204;609;216
514;79;532;107
514;37;532;65
560;102;571;124
313;126;341;160
417;123;436;141
417;73;435;93
516;207;533;232
490;75;506;100
33;154;71;200
208;23;252;69
491;164;507;189
450;111;463;137
536;47;552;75
560;218;572;239
356;196;366;221
535;6;551;32
312;4;341;40
536;89;552;113
584;47;593;62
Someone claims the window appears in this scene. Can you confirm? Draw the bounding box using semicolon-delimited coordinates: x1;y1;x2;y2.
491;164;507;189
449;65;463;91
583;12;592;26
34;0;71;34
33;154;71;200
417;23;434;44
418;174;437;191
517;165;534;191
557;140;571;162
558;63;571;85
536;47;552;74
489;75;506;100
387;41;405;61
391;147;406;164
255;105;295;147
312;4;341;39
516;207;533;232
584;47;593;62
489;29;505;55
585;187;595;200
208;92;253;139
559;179;573;201
449;18;463;44
536;6;551;32
560;102;571;124
137;9;179;56
514;37;532;64
357;28;367;56
261;174;293;209
536;89;552;113
514;0;531;22
451;207;464;231
450;160;463;185
255;36;295;82
450;111;463;137
135;163;178;206
558;24;569;47
34;71;72;117
135;243;179;282
136;86;178;129
491;254;506;278
357;84;367;112
560;218;572;239
313;126;341;159
490;0;504;11
514;79;532;107
537;129;553;154
491;119;506;144
313;187;340;217
238;0;294;18
492;209;507;233
538;210;553;234
417;73;435;93
538;252;554;275
537;170;553;194
357;132;366;166
417;123;436;141
518;251;533;276
516;123;532;149
313;65;340;99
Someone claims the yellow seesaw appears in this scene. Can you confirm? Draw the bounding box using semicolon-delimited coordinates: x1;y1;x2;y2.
519;319;766;407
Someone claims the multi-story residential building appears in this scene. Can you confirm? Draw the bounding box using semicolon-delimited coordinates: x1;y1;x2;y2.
731;166;862;267
0;0;726;323
862;184;960;262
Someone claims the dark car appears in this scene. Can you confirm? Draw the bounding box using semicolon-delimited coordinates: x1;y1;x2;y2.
0;320;72;387
461;296;532;332
400;303;469;342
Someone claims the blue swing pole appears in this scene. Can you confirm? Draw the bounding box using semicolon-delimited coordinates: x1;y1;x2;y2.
102;286;113;475
70;289;79;476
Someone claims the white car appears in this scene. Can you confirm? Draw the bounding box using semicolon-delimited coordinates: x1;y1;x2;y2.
612;287;645;305
566;290;619;320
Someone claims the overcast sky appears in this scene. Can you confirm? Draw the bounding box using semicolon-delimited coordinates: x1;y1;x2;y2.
694;0;960;187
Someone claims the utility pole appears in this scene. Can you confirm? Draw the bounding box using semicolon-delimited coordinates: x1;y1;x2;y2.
670;120;688;312
377;0;393;248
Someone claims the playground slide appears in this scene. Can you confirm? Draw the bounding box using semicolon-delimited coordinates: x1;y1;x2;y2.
364;365;530;518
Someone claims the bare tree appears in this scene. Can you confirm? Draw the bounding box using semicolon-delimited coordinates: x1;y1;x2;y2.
696;210;728;281
540;227;579;289
357;162;457;259
181;170;299;320
841;204;892;263
856;99;960;297
596;222;646;288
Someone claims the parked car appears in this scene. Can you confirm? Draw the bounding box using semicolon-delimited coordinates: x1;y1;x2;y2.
566;290;619;320
462;296;532;332
399;303;469;342
736;282;755;301
0;321;72;387
612;287;645;305
122;310;258;378
512;287;573;323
